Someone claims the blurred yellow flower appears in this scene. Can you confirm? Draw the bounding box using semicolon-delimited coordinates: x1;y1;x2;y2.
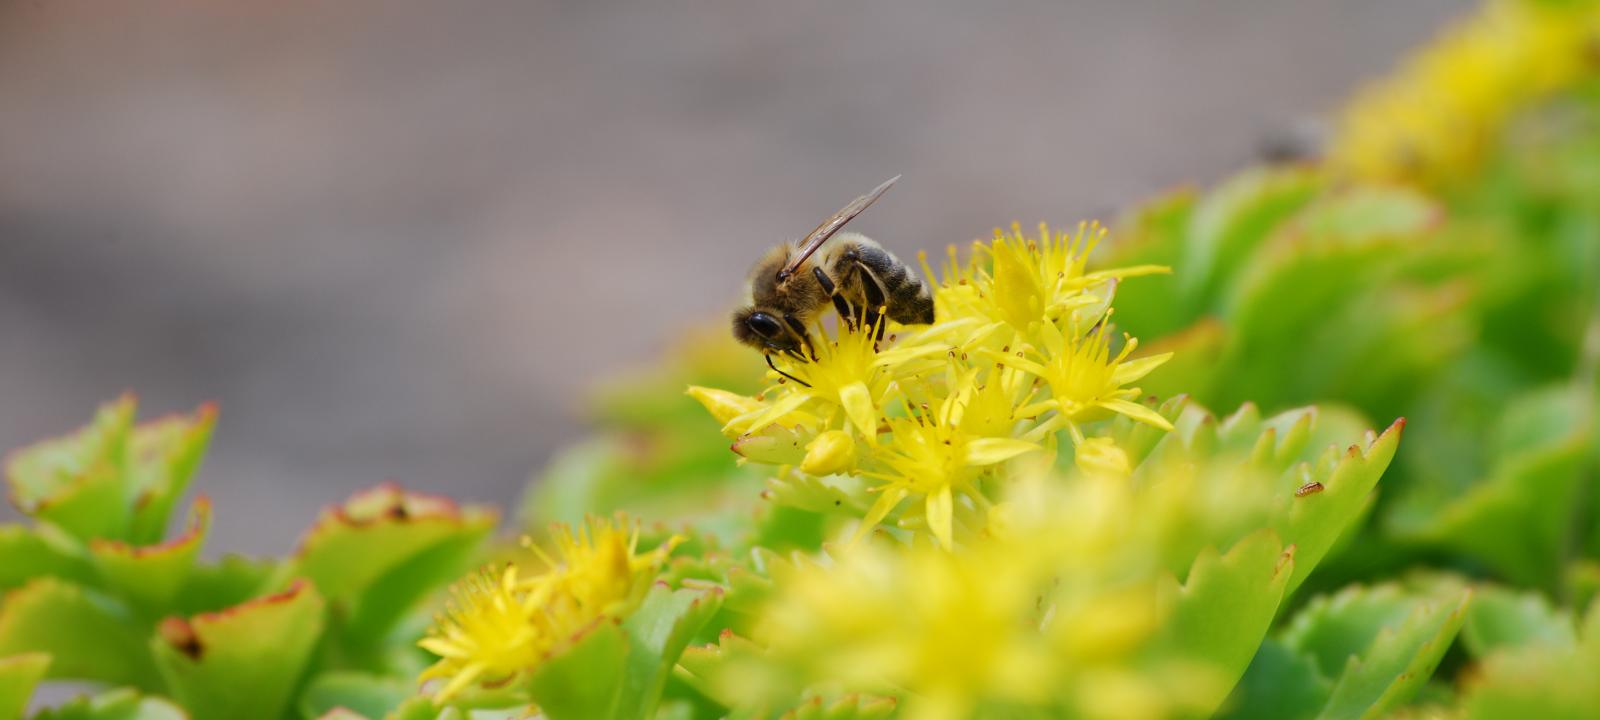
418;565;550;702
760;540;1057;720
1331;0;1600;187
418;514;673;703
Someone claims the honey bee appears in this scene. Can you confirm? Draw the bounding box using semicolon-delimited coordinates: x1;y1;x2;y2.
732;176;935;385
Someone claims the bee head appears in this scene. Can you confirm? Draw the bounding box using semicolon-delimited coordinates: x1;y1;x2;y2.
733;306;803;357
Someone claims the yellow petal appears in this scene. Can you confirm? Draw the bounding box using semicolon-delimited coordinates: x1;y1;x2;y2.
686;386;763;427
963;437;1040;466
1098;398;1174;431
838;382;879;445
1074;436;1132;478
854;486;908;544
734;390;811;435
925;486;955;551
1111;352;1173;385
800;429;856;476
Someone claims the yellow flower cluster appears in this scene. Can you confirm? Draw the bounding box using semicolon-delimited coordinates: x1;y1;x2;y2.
754;473;1220;720
690;222;1171;550
417;515;673;702
1331;0;1600;188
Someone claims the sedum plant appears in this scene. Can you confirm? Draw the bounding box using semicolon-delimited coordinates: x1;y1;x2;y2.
0;397;498;720
409;225;1428;719
4;0;1598;718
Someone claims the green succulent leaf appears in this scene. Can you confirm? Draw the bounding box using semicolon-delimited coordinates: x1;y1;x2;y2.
1146;528;1296;716
299;672;415;720
1458;597;1600;719
1275;418;1404;595
124;404;216;545
27;688;187;720
616;585;724;717
149;579;326;720
1402;386;1592;590
0;653;49;720
1138;402;1402;596
88;499;210;612
524;621;629;720
1257;584;1472;720
1218;639;1331;720
287;484;496;647
1461;584;1577;658
1215;186;1443;412
1312;588;1470;719
170;554;280;616
775;692;899;720
5;397;135;541
1178;166;1325;311
0;525;94;592
675;630;772;711
4;398;216;547
527;585;723;720
1225;584;1472;720
1103;187;1196;339
0;579;156;688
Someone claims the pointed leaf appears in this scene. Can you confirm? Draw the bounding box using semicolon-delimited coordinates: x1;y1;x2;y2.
89;498;210;611
0;653;49;720
171;554;278;616
1217;639;1330;720
5;397;134;541
615;585;725;719
28;688;187;720
0;578;156;688
289;484;495;645
1278;418;1404;594
1406;387;1590;590
524;621;629;720
1147;529;1295;715
1462;584;1577;659
0;525;94;591
151;580;326;720
125;404;217;545
300;672;413;720
1313;588;1470;719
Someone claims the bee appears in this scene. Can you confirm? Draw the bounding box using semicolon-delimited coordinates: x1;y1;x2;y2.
732;176;935;386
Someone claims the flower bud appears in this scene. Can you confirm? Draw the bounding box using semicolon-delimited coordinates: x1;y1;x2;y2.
801;430;856;476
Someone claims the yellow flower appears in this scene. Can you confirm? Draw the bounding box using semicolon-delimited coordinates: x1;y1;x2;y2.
924;222;1167;348
418;565;551;701
800;429;856;476
418;514;674;703
1331;0;1600;187
999;316;1174;441
1073;436;1133;479
759;541;1057;720
854;372;1040;549
741;319;945;444
534;515;673;627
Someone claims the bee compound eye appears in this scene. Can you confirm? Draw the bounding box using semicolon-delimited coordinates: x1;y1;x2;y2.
748;312;784;339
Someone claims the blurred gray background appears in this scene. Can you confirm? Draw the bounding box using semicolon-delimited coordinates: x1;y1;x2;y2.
0;0;1467;554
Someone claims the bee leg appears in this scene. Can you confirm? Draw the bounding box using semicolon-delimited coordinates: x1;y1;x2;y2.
783;314;819;361
766;353;811;388
812;267;858;331
854;261;890;343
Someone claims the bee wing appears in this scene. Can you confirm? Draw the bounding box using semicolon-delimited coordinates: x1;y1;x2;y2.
779;175;900;279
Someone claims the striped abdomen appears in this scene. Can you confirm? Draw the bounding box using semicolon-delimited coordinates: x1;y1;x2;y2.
826;234;935;325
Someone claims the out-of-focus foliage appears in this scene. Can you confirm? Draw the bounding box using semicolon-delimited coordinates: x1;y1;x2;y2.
1;398;498;720
5;1;1599;718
